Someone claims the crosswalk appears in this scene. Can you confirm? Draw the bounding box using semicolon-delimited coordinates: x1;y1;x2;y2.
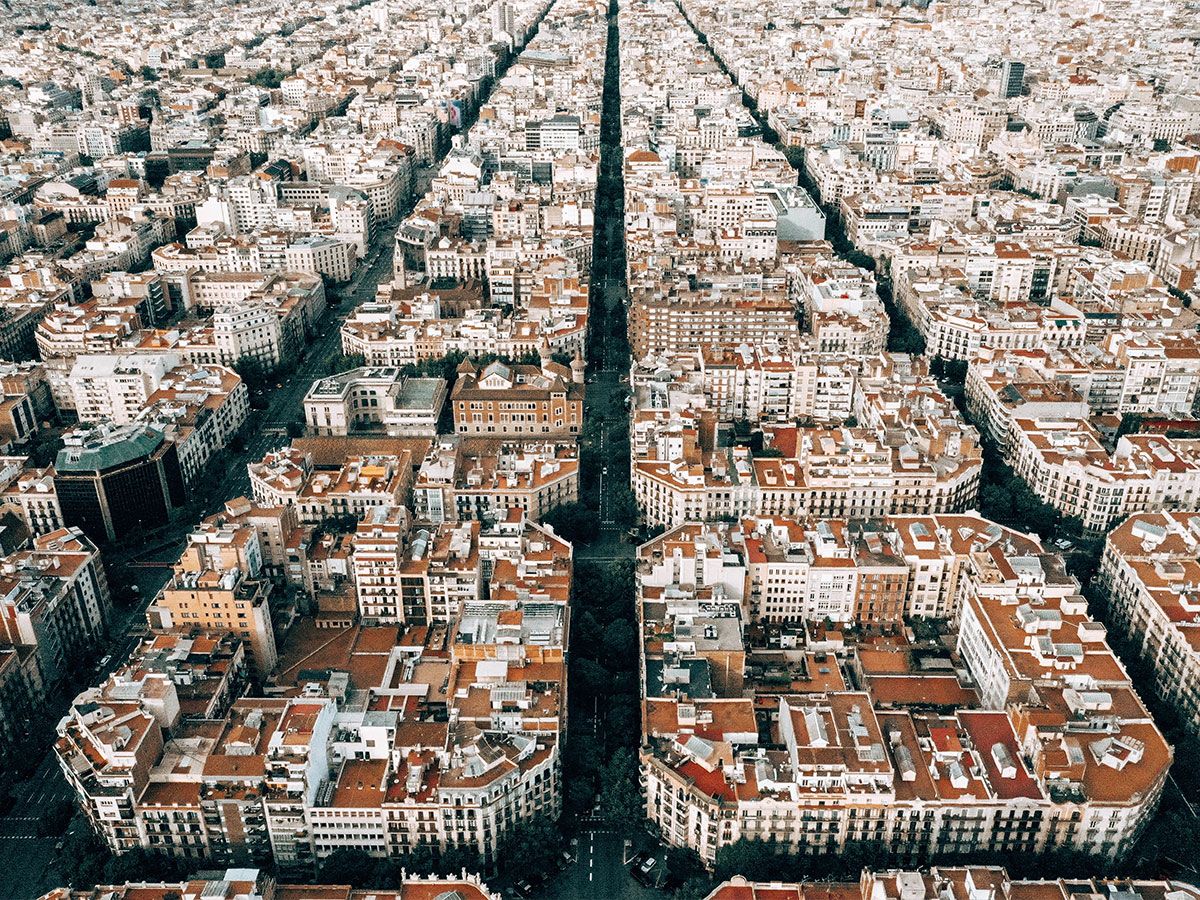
576;815;616;832
0;817;43;841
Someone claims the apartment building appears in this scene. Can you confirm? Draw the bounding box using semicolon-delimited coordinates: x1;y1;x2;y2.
1098;512;1200;736
0;360;53;445
351;507;409;625
633;424;980;529
37;869;500;900
966;338;1200;452
249;448;414;525
895;267;1087;362
636;514;1170;865
396;520;483;625
148;522;278;676
56;514;570;869
412;438;579;525
630;285;799;360
0;462;64;536
1009;419;1200;532
702;869;1200;900
342;303;588;367
153;231;358;283
0;527;110;696
69;353;178;424
138;364;250;487
34;298;147;409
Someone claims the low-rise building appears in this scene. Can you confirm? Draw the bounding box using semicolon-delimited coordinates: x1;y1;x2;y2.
451;358;584;439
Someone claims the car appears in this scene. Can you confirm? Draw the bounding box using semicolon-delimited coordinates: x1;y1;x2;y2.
560;850;574;868
96;654;112;671
631;854;660;886
513;879;533;897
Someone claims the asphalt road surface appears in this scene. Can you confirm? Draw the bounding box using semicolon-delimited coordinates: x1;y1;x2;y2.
541;828;660;900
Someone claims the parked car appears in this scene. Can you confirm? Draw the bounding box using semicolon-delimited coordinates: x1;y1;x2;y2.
630;853;660;886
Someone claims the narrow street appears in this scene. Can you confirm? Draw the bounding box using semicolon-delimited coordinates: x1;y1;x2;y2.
542;1;657;897
577;0;634;561
544;828;657;900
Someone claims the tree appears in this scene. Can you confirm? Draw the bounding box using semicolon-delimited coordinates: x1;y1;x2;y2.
1115;413;1144;440
328;352;366;375
102;849;186;885
979;482;1014;523
677;876;719;899
249;67;284;89
319;848;377;886
564;777;596;819
943;359;968;384
664;846;707;890
497;816;562;880
605;693;640;745
542;501;601;544
234;357;270;390
1010;479;1059;535
36;797;74;837
601;619;637;669
608;486;640;529
845;249;876;272
436;845;484;875
59;828;110;887
598;746;644;836
573;657;612;696
714;838;790;882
